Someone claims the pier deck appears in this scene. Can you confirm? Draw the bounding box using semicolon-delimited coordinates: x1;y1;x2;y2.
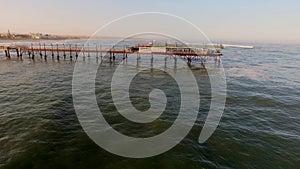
0;43;223;64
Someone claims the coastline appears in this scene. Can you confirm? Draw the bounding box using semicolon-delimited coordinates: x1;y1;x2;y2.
0;38;81;43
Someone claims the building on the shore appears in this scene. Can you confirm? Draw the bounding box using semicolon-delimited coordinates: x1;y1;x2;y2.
14;34;30;39
0;33;5;38
30;33;57;39
0;30;67;40
0;30;30;39
0;30;12;39
7;30;12;39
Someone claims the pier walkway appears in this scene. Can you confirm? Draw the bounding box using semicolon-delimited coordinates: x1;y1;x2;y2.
0;43;223;64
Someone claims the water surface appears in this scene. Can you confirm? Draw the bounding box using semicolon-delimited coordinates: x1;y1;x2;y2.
0;43;299;168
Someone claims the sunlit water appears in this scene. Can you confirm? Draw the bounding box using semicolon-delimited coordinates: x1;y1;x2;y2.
0;42;299;168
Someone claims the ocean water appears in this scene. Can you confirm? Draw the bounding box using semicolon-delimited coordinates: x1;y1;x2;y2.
0;42;299;169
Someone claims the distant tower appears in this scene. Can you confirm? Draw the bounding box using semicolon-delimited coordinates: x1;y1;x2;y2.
7;29;12;39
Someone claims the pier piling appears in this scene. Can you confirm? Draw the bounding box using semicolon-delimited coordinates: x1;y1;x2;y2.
44;44;47;60
39;43;42;59
69;44;72;60
16;49;20;57
51;44;54;59
63;44;66;60
87;44;90;57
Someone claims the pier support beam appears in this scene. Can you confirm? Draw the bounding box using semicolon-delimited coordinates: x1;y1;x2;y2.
136;52;140;60
51;44;54;59
87;44;90;57
16;49;20;57
56;44;60;60
63;44;66;60
4;50;8;57
109;50;112;62
30;43;34;59
187;57;192;65
75;44;78;60
7;49;11;58
39;43;42;59
19;51;23;59
151;55;154;66
100;44;103;60
96;44;99;60
69;44;72;60
44;44;47;60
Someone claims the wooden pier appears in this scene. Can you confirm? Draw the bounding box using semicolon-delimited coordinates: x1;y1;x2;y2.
0;43;223;64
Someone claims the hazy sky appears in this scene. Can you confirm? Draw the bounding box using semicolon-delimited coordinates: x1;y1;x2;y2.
1;0;300;43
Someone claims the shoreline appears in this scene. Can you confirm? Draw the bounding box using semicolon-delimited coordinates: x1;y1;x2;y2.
0;38;81;43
